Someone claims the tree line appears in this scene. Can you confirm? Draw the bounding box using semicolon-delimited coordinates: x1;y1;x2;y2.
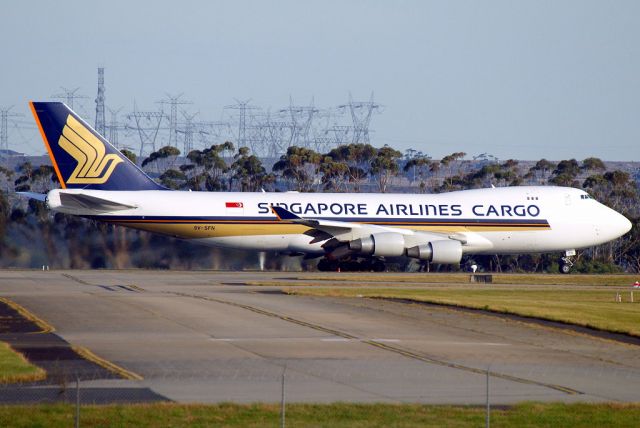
0;142;638;273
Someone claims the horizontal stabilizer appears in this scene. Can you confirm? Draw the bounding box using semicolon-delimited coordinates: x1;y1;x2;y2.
58;192;136;212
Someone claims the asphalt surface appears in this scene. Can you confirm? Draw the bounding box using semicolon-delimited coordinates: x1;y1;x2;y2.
1;270;639;404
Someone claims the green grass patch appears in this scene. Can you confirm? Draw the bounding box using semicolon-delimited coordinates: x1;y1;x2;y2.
287;273;638;287
287;287;640;337
0;402;638;427
0;342;45;384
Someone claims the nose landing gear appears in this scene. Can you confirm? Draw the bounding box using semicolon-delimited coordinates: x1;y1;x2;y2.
559;249;576;274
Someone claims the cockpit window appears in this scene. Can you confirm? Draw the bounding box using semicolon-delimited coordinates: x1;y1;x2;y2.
580;194;594;200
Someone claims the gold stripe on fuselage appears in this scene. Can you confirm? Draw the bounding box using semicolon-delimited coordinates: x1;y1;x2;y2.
110;221;550;239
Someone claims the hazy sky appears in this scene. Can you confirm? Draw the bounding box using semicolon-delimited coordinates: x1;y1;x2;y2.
3;0;639;160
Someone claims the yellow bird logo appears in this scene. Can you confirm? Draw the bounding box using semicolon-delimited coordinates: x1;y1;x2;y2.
58;115;123;184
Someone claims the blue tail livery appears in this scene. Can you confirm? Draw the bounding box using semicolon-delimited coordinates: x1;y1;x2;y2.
30;101;165;191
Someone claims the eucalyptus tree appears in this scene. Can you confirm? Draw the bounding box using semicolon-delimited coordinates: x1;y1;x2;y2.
318;156;350;191
581;157;606;174
120;149;137;164
185;141;235;191
403;153;432;185
272;146;322;192
549;159;581;187
325;143;377;192
524;159;556;185
439;152;467;188
159;169;187;189
141;145;181;174
231;147;274;192
0;190;9;250
370;144;402;193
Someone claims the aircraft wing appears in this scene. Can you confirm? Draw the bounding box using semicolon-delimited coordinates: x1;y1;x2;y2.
272;205;428;242
270;205;493;254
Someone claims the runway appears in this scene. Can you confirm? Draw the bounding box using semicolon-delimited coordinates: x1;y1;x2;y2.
1;270;639;404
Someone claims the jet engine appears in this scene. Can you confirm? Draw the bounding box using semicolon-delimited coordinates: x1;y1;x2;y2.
406;240;462;264
348;232;405;257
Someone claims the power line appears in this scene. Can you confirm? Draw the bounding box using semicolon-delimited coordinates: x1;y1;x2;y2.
225;99;260;150
338;92;381;145
126;103;167;158
158;94;192;147
51;87;88;110
107;107;123;148
95;67;106;136
0;106;23;155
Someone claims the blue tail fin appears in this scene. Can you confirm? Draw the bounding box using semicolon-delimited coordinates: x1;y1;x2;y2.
30;101;165;191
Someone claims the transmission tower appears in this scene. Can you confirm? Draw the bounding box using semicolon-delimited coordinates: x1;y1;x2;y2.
126;103;166;157
158;94;192;147
51;87;88;110
0;106;22;155
225;99;260;149
178;111;198;154
196;120;233;149
244;111;284;158
339;92;380;144
107;107;123;148
279;97;319;148
95;67;106;136
330;125;351;146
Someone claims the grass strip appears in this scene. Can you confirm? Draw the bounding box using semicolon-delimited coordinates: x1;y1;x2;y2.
287;287;640;337
288;273;638;286
0;402;639;427
0;342;46;384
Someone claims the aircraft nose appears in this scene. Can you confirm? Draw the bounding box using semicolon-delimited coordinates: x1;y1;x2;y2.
610;210;632;238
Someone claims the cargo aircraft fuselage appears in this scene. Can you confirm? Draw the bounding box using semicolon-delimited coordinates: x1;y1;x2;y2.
22;102;632;272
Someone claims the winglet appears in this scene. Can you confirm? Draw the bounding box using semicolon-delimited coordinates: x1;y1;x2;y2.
271;205;300;221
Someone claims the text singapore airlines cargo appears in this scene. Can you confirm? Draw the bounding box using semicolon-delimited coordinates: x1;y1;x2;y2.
21;102;632;273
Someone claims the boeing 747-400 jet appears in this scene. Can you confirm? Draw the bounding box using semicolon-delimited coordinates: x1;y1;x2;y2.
20;102;632;272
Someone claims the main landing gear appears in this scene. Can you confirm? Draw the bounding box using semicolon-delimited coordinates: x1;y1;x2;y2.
317;258;386;272
559;249;576;274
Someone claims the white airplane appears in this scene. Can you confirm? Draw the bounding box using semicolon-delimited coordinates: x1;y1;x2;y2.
21;102;632;273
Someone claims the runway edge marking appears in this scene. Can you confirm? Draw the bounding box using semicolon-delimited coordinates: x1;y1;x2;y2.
0;297;143;381
0;297;55;334
169;291;583;396
73;346;143;381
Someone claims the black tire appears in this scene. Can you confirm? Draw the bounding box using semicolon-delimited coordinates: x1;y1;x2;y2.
559;263;571;274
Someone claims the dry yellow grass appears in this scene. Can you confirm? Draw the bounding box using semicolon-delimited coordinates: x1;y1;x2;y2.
287;287;640;337
285;273;637;286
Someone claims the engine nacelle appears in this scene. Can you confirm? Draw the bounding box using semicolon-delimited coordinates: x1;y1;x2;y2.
406;240;462;264
349;233;405;257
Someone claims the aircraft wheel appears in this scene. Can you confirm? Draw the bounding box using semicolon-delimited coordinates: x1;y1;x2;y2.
559;263;572;274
